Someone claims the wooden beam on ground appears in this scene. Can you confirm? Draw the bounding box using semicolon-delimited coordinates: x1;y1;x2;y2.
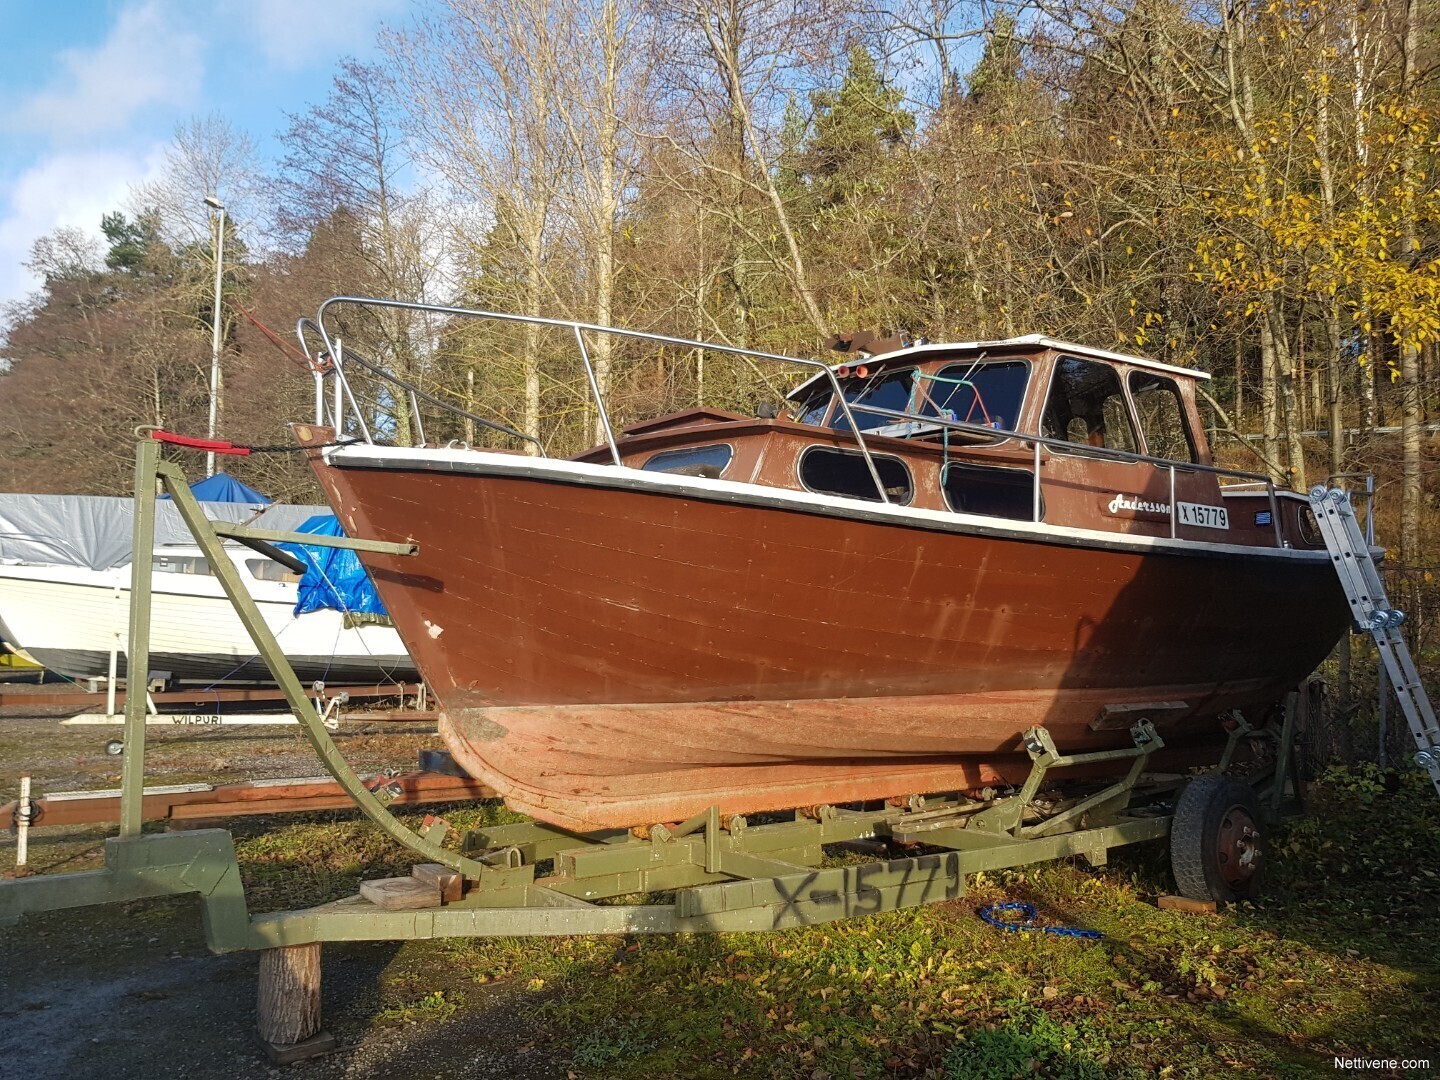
337;710;439;723
1157;894;1218;914
0;682;420;709
3;770;494;827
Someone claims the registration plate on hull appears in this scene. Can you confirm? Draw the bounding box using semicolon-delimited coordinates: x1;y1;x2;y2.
1178;502;1229;530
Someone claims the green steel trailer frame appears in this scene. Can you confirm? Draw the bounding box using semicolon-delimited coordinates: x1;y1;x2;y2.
0;438;1301;1060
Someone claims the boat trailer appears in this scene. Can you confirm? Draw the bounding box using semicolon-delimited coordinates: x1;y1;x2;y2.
0;439;1307;1062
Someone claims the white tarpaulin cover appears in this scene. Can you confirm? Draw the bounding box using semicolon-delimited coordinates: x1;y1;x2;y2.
0;494;330;570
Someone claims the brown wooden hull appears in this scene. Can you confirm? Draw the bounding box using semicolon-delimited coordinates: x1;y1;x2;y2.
307;448;1349;830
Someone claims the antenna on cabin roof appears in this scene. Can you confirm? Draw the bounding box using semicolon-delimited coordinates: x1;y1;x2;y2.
827;329;909;356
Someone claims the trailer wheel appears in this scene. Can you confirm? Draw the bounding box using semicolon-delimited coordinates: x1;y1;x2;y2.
103;739;124;756
1170;776;1264;902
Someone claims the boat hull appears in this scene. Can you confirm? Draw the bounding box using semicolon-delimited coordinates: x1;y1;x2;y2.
0;567;416;685
309;447;1351;830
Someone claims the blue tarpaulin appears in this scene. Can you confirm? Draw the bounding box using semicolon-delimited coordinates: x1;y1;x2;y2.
277;515;388;617
161;473;272;504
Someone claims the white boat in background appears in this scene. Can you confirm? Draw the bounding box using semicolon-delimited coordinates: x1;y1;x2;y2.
1;639;43;677
0;543;417;685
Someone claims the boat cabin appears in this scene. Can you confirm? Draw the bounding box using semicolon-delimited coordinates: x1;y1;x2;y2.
575;335;1320;550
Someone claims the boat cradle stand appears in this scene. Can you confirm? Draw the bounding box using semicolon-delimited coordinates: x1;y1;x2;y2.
0;439;1298;1063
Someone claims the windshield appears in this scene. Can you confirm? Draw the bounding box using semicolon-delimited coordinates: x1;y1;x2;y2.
796;390;833;426
913;361;1030;433
791;357;1031;435
830;369;916;432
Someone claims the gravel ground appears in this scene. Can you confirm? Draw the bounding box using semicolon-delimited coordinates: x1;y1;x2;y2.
0;680;439;794
0;680;560;1080
1;902;564;1080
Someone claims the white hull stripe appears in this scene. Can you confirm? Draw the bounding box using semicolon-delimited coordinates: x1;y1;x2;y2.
327;445;1333;564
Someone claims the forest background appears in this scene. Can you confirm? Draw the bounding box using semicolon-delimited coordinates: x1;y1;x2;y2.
2;0;1437;764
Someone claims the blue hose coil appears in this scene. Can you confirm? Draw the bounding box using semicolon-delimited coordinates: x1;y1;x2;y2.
978;901;1102;939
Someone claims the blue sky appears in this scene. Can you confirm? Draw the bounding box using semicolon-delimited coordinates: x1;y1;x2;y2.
0;0;408;304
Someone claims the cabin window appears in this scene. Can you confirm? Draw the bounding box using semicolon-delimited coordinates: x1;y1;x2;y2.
246;559;304;584
799;447;913;503
641;443;733;478
914;361;1029;433
942;463;1038;521
1041;357;1138;454
1128;372;1196;463
830;370;916;432
1298;505;1323;547
151;555;212;576
796;391;833;426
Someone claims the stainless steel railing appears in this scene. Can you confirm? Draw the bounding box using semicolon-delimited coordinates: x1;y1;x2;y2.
298;297;893;504
297;316;541;451
297;296;1288;544
833;400;1286;545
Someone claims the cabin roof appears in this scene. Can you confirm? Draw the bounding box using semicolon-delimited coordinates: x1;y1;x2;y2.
786;333;1210;400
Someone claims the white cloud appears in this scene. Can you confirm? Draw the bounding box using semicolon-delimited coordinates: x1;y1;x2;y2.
235;0;406;71
13;1;204;139
0;147;167;305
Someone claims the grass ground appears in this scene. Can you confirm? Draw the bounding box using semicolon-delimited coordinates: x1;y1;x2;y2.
378;767;1440;1079
1;703;1437;1079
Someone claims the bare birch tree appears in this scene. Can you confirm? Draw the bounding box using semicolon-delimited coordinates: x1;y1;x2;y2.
275;59;442;443
553;0;658;442
658;0;854;342
1398;0;1422;563
126;117;263;447
385;1;565;451
133;115;264;249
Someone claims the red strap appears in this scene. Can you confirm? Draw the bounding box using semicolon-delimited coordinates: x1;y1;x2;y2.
149;431;251;456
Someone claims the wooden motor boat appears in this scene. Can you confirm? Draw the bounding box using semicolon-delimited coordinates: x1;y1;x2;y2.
295;310;1350;831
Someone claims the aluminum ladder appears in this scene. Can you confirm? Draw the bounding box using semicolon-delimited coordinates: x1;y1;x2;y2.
1309;486;1440;795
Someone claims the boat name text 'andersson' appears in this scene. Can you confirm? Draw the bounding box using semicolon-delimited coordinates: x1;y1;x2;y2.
1106;494;1170;516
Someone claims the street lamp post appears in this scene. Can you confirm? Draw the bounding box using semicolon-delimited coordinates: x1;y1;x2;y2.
204;195;226;477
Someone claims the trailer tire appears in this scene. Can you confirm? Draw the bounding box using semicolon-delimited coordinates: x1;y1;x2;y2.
1170;776;1264;902
104;739;124;756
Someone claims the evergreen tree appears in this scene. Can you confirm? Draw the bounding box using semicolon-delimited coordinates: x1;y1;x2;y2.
968;13;1022;105
101;211;163;274
802;46;914;213
784;46;920;336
